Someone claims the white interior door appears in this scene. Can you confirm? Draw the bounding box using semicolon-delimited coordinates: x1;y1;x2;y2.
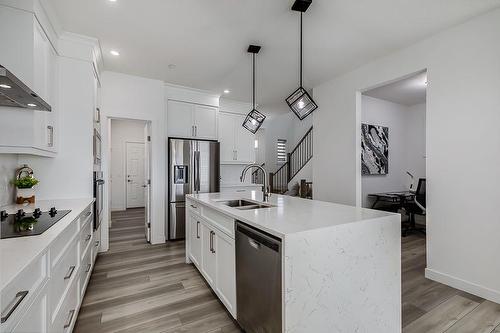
126;142;146;208
144;123;152;242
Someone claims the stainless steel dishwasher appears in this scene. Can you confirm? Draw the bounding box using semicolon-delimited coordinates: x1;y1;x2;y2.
236;221;282;333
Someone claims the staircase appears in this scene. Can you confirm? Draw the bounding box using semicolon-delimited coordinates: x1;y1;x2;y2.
270;126;313;194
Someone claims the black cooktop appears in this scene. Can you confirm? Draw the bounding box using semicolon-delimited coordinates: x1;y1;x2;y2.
0;208;71;239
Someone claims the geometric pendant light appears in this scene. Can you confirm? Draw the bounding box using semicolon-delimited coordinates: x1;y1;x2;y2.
285;0;318;120
242;44;266;134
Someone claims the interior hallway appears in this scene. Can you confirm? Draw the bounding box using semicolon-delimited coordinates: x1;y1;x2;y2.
74;208;241;333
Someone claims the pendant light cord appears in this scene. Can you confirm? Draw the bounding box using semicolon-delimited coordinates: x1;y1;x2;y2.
253;53;256;109
300;12;303;87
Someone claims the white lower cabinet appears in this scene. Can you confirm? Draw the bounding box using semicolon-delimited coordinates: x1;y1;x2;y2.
188;214;202;268
186;201;237;318
201;223;217;287
0;203;97;333
214;231;236;317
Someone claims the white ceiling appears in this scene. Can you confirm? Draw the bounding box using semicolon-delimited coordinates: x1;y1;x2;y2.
47;0;499;111
364;71;427;106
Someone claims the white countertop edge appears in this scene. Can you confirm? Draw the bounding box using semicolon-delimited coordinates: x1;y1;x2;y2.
0;198;95;291
186;193;398;239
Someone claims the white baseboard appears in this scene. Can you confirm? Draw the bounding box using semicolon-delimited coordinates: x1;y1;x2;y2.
425;268;500;304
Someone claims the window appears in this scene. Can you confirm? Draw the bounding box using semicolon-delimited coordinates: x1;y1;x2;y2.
277;139;287;163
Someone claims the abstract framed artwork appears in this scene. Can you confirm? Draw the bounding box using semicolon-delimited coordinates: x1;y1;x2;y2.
361;123;389;175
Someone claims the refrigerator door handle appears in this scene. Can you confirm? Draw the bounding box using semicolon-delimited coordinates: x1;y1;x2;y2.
195;151;201;192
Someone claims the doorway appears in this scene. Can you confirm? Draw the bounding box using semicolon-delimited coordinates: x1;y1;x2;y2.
110;118;152;242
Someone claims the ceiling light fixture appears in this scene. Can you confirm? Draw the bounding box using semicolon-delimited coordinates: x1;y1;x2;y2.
242;45;265;134
223;89;230;94
285;0;318;120
110;50;120;56
0;84;11;89
27;103;37;107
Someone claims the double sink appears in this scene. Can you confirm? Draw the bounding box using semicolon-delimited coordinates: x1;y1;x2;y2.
218;199;275;211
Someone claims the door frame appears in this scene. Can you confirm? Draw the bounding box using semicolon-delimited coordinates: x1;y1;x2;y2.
125;140;146;209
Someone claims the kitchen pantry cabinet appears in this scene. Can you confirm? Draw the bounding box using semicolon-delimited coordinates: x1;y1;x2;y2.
0;203;97;333
186;200;237;318
167;100;218;140
218;112;255;164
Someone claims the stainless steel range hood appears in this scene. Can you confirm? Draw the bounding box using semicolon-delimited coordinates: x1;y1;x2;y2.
0;65;51;112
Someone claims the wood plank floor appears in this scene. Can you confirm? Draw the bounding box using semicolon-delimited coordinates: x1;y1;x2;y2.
75;209;500;332
74;208;241;333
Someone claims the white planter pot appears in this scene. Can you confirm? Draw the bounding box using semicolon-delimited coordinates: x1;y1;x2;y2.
16;187;35;204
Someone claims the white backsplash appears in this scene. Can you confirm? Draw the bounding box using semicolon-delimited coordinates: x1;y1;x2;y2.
0;155;18;207
220;164;254;185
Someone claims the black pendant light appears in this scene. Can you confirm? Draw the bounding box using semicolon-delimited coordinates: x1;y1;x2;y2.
285;0;318;120
242;44;266;134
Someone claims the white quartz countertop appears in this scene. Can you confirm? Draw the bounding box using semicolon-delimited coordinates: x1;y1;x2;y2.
0;198;94;290
187;191;397;238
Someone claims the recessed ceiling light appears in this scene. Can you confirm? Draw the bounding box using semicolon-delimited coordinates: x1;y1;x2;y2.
168;64;176;70
223;89;230;94
108;0;117;2
0;84;11;89
27;103;37;107
110;50;120;56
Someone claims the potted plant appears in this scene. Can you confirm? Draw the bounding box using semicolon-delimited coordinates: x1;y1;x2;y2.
13;176;39;204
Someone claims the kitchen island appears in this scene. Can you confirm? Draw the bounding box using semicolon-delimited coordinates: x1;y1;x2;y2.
186;191;401;333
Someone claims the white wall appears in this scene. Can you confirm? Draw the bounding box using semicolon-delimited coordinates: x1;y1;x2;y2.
110;119;146;211
101;71;166;245
0;154;18;206
313;9;500;302
361;96;426;207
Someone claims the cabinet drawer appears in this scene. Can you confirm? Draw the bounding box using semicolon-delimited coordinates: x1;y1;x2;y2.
50;240;78;316
11;289;48;333
187;199;201;214
79;218;93;260
79;248;92;299
0;253;48;328
202;206;234;237
92;226;101;262
50;279;78;333
50;218;78;265
79;205;92;222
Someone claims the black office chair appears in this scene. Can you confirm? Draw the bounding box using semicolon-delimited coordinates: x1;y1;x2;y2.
403;178;426;236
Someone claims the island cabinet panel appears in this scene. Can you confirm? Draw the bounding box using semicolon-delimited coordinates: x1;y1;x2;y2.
188;213;202;268
201;223;217;287
214;231;237;317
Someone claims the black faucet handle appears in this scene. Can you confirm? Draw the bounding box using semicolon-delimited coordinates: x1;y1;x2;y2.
49;207;57;216
16;209;26;219
0;210;8;220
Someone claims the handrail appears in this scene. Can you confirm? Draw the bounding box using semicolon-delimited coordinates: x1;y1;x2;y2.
270;126;313;193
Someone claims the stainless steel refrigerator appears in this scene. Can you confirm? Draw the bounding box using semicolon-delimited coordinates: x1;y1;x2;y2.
168;138;220;240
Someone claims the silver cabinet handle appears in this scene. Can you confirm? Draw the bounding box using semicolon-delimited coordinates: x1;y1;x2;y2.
64;265;76;280
209;231;216;254
86;263;91;273
63;309;75;329
1;290;28;323
191;125;195;137
195;125;197;137
95;240;100;247
196;221;200;239
85;234;91;241
190;204;197;209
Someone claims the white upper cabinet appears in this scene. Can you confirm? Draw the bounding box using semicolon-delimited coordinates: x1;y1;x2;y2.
218;112;255;164
0;6;58;157
167;100;217;140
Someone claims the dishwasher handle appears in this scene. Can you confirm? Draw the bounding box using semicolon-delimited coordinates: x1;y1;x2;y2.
236;222;281;253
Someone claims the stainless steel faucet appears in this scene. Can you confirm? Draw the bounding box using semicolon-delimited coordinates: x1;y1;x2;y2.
240;164;270;202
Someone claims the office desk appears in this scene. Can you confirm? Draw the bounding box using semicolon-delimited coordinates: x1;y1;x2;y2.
368;191;415;210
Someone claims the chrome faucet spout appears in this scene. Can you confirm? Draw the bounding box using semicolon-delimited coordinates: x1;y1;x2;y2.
240;164;270;202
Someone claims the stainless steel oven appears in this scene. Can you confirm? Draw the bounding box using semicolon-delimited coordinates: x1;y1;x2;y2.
93;128;102;169
93;171;104;230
